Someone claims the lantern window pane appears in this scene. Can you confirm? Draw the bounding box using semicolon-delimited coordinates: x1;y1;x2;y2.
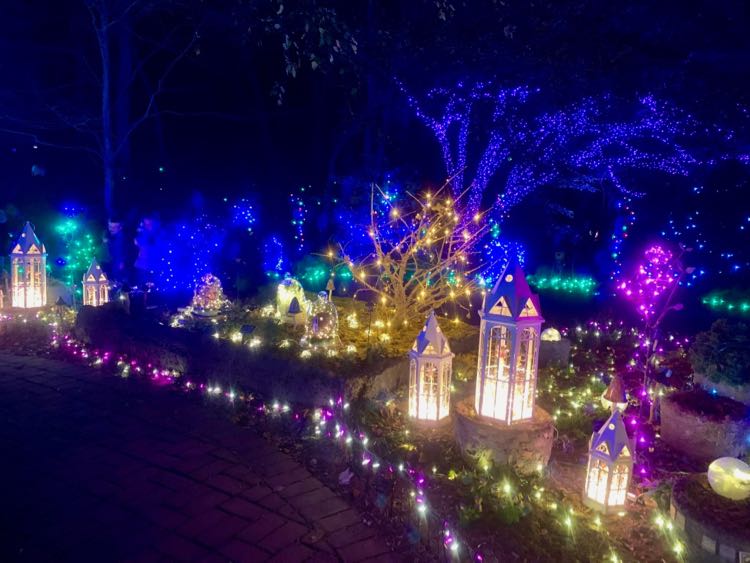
586;459;609;505
409;360;417;418
511;327;536;422
609;464;629;507
419;362;439;420
480;325;511;420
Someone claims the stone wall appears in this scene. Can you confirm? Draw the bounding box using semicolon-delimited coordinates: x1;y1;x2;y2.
452;397;554;474
661;395;750;461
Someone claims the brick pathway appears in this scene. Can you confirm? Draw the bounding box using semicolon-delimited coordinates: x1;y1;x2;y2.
0;354;400;562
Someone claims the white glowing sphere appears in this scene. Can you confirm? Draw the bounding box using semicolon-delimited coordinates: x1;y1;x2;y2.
707;457;750;501
541;327;561;342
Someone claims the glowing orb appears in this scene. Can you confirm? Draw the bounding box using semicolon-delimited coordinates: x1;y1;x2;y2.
707;457;750;501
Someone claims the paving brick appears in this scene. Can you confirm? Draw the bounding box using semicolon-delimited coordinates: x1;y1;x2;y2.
268;543;317;562
219;539;270;562
277;477;321;499
236;511;286;544
337;538;393;562
261;521;312;553
327;523;378;549
220;497;265;520
316;509;362;533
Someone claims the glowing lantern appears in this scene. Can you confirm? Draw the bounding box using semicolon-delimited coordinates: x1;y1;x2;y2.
408;311;454;421
475;261;543;424
601;374;628;412
276;275;306;324
10;222;47;308
82;259;109;307
584;409;633;513
305;291;339;345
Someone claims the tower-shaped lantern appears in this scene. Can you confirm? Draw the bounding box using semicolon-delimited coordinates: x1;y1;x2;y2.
82;259;109;307
474;261;543;424
409;311;454;421
583;406;634;513
10;222;47;308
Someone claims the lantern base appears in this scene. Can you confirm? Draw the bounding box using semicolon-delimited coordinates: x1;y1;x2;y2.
452;397;554;474
583;496;626;515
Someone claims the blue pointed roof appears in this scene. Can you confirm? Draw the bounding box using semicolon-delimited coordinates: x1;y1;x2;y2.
11;222;46;255
590;409;632;462
83;259;107;283
482;260;542;321
410;311;452;357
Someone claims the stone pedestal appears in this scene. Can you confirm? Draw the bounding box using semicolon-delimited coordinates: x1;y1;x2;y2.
452;397;554;474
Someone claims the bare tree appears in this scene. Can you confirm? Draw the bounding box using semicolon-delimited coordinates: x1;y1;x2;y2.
0;1;198;216
334;181;490;324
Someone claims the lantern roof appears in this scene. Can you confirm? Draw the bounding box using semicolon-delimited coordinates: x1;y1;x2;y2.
602;375;627;406
84;259;108;283
590;409;632;462
482;260;542;321
411;311;452;357
11;222;46;255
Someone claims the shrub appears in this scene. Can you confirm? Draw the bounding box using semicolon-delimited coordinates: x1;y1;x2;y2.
690;319;750;387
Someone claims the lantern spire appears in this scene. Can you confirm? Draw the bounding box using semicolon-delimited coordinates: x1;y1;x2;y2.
412;310;451;355
84;258;106;282
590;409;632;462
483;259;542;320
11;222;45;255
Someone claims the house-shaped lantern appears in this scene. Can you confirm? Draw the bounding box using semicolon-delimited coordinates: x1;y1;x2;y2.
305;291;339;345
82;259;109;307
474;261;543;424
10;222;47;308
409;312;454;421
583;408;633;513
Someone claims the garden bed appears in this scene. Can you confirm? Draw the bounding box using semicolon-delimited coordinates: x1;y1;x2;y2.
671;474;750;561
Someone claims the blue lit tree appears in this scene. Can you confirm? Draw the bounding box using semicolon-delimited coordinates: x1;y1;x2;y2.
401;81;699;279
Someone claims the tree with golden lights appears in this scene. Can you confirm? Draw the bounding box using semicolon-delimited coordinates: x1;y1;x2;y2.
333;183;490;324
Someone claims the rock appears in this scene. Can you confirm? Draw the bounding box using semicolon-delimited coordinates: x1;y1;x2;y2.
452;397;554;474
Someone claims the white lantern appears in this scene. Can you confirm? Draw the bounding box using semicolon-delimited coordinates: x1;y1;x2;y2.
10;222;47;308
82;259;109;307
305;291;339;345
584;409;633;513
474;261;543;424
408;311;454;421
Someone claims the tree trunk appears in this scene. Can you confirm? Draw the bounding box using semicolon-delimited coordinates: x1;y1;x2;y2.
96;3;116;217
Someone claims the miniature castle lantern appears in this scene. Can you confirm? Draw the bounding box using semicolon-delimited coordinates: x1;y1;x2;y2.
408;311;454;421
583;409;634;513
10;222;47;308
82;259;109;307
474;261;543;424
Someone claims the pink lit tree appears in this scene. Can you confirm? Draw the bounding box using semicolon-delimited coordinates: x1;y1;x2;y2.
618;243;693;420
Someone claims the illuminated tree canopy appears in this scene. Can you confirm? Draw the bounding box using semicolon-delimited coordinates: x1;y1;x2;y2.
401;81;698;222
